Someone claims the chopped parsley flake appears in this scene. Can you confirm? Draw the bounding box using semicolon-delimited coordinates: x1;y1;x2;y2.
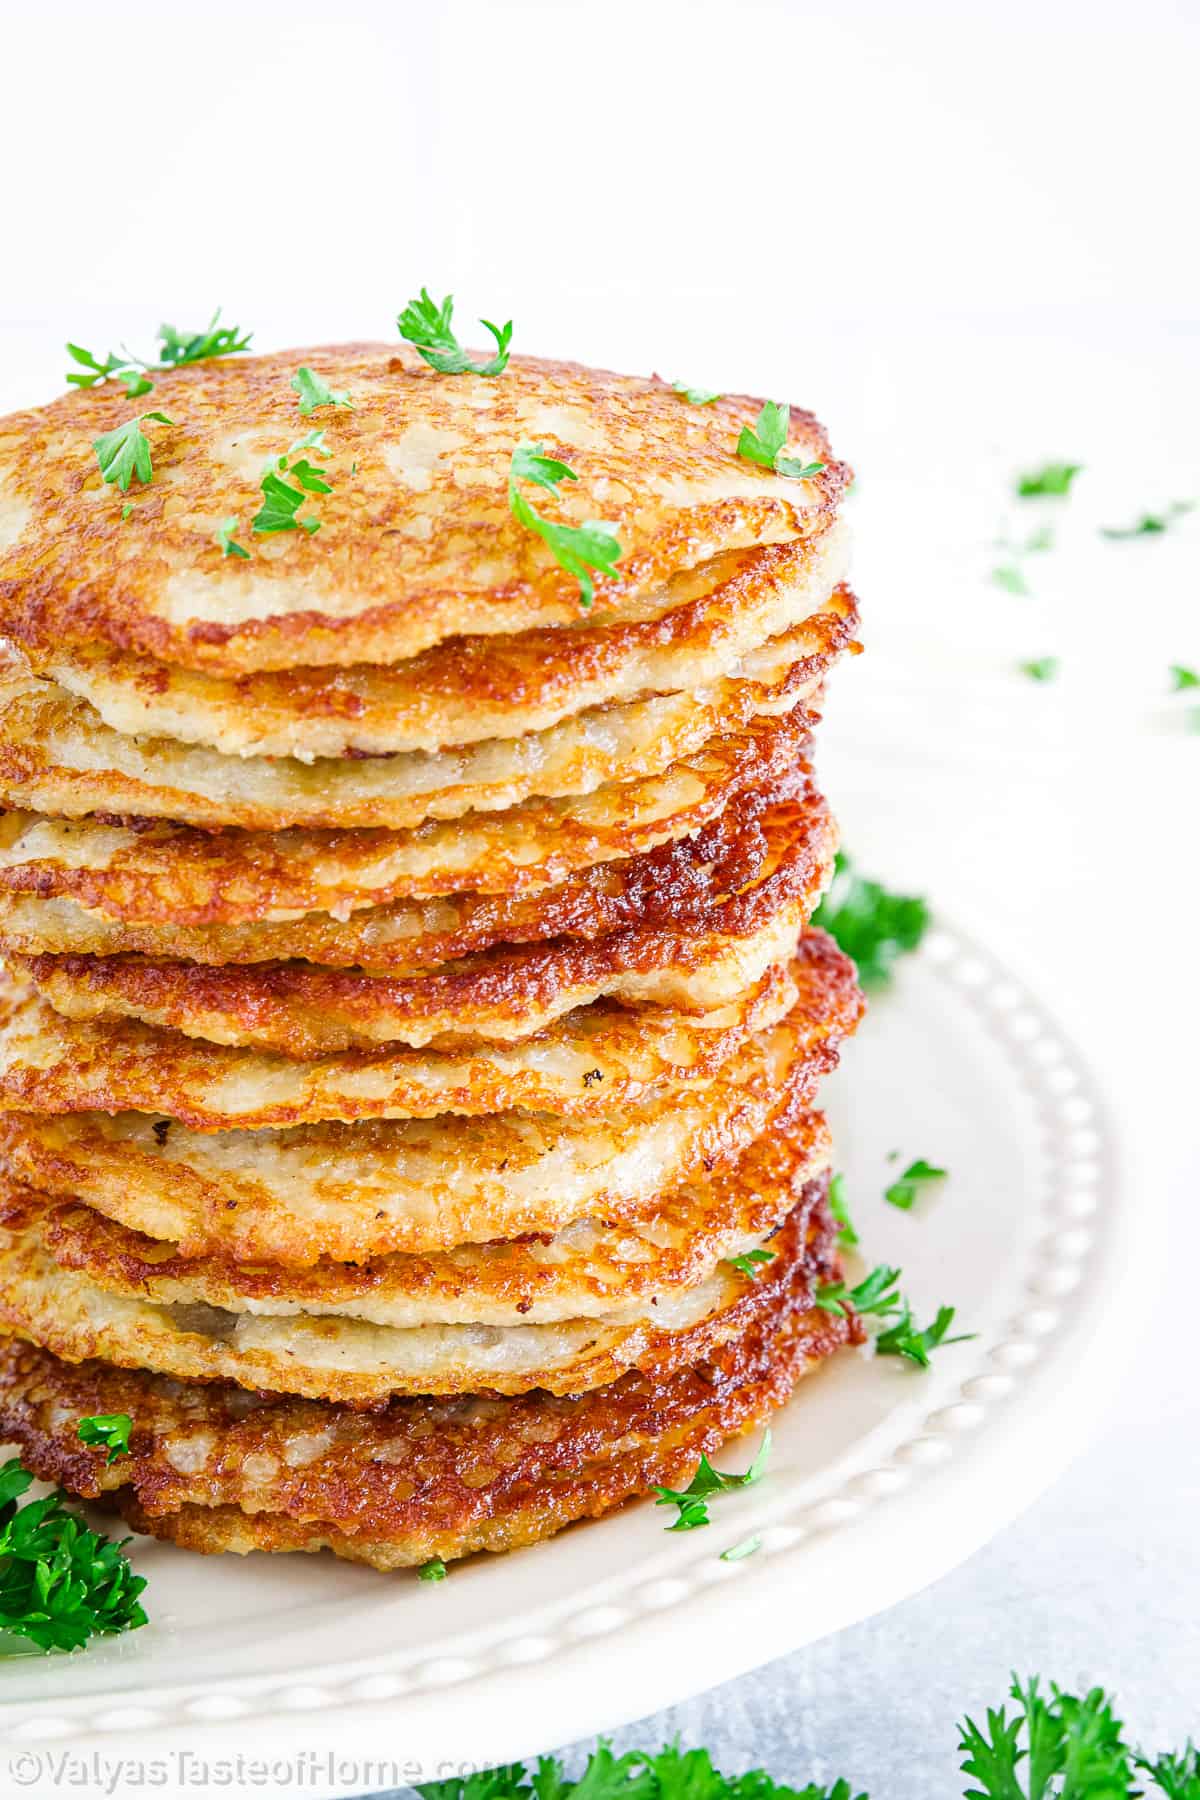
92;411;174;491
828;1173;859;1248
253;470;322;535
291;366;353;416
398;288;512;376
653;1431;771;1531
816;1264;903;1321
719;1535;762;1563
991;564;1031;596
217;517;250;559
884;1159;948;1211
508;444;622;608
673;382;721;405
876;1301;972;1367
1019;656;1059;682
77;1413;132;1466
417;1558;447;1582
1016;462;1082;498
1101;501;1193;539
1169;665;1199;691
737;401;825;480
726;1248;777;1279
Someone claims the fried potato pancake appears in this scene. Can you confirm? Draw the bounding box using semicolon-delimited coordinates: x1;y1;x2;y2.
0;780;825;965
0;954;799;1128
12;1110;830;1326
0;607;846;829
0;345;849;674
12;898;810;1054
0;705;813;920
0;1201;856;1566
0;1185;820;1401
0;939;860;1258
37;537;853;759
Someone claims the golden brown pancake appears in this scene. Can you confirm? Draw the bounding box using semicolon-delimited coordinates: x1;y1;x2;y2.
13;1111;831;1325
0;704;815;919
0;345;849;673
0;1192;857;1567
0;780;827;964
0;941;861;1261
34;542;854;759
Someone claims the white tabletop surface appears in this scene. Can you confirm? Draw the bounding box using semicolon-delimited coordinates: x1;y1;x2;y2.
1;0;1197;1789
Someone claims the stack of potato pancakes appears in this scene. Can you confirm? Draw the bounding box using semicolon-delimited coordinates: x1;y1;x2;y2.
0;344;863;1570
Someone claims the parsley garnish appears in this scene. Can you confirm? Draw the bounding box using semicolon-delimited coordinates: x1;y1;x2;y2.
811;851;929;988
291;366;354;416
418;1557;447;1582
737;402;825;480
1101;501;1193;539
398;289;512;376
1016;462;1082;498
157;310;251;367
92;411;175;492
0;1457;147;1653
876;1301;972;1367
252;471;322;536
673;382;721;405
508;444;622;608
417;1734;864;1800
217;517;250;559
726;1248;776;1278
1019;657;1059;682
76;1413;132;1466
884;1158;948;1210
653;1431;771;1531
828;1173;859;1247
1169;665;1199;691
960;1675;1137;1800
66;346;153;398
720;1535;762;1563
992;564;1031;596
815;1264;902;1320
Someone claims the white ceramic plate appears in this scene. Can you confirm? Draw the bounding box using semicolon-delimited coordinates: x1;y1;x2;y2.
0;919;1135;1800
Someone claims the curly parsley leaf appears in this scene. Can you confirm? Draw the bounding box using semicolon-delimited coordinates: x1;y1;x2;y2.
253;470;322;535
508;444;622;608
653;1431;771;1532
811;851;929;988
291;366;354;417
420;1736;865;1800
0;1457;147;1653
726;1248;777;1279
828;1173;859;1248
157;309;251;368
1101;501;1193;540
1136;1745;1200;1799
816;1264;902;1321
217;517;250;559
398;289;513;376
674;382;721;405
737;401;825;480
884;1158;948;1211
92;411;175;492
1019;657;1059;682
960;1675;1137;1800
76;1414;131;1466
1016;462;1082;499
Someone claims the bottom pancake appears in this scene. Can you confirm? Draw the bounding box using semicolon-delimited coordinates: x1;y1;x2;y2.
0;1196;857;1570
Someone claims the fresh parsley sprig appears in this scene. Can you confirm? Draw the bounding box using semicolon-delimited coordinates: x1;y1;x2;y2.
960;1675;1137;1800
92;411;175;492
815;1264;903;1320
399;289;513;376
653;1432;771;1532
737;402;825;481
66;346;153;398
508;444;622;608
811;851;929;989
876;1301;972;1368
1016;462;1082;498
76;1413;132;1467
0;1458;147;1653
157;310;251;368
66;309;251;396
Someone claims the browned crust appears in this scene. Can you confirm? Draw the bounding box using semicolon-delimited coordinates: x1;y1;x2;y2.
11;1107;831;1316
0;1197;859;1562
0;345;850;673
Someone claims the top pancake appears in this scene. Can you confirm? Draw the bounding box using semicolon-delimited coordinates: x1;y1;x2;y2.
0;345;848;673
